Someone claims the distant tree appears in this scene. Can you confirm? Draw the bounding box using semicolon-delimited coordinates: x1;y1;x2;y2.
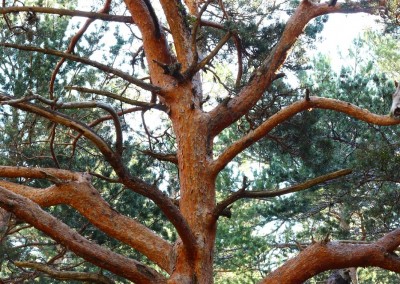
0;0;400;283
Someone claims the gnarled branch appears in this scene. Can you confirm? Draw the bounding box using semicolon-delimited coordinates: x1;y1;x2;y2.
0;185;167;283
0;176;173;274
261;228;400;283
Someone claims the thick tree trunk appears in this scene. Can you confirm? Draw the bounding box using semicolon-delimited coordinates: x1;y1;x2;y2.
167;84;216;283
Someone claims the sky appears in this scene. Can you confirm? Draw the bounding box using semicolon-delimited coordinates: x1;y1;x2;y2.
316;12;382;67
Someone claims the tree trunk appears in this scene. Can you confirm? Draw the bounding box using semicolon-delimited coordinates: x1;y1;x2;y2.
167;84;216;283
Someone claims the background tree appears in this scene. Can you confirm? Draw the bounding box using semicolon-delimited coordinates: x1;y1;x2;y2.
0;0;400;283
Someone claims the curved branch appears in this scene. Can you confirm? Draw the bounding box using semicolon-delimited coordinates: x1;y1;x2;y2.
214;169;352;219
5;88;198;252
0;92;115;159
200;20;244;88
0;186;167;283
0;43;160;92
188;0;213;71
4;91;124;155
0;178;173;274
70;107;145;156
54;100;123;155
211;96;400;175
14;261;114;284
49;123;61;168
208;0;378;137
262;228;400;283
0;6;133;23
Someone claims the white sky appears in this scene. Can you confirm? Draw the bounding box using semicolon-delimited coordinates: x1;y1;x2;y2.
316;12;382;66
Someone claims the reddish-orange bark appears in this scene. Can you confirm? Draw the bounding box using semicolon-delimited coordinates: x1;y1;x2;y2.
262;229;400;283
0;0;399;283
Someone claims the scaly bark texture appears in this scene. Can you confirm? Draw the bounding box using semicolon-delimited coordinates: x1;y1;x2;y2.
0;0;399;283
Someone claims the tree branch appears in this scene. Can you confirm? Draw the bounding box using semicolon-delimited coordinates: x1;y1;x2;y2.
261;228;400;283
184;30;232;78
141;150;178;164
70;106;145;156
0;93;197;258
200;20;244;88
0;92;116;160
0;43;160;92
65;85;166;111
211;96;400;175
5;91;124;155
214;169;352;219
0;186;167;283
123;0;177;94
159;0;193;68
0;176;173;274
14;261;114;284
0;166;82;181
0;6;133;23
208;0;378;137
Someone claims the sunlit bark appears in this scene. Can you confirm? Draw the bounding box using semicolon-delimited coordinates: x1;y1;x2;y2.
0;0;398;283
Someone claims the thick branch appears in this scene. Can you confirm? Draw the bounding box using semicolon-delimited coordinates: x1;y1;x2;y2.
0;178;173;273
120;176;198;261
208;0;377;137
0;166;82;181
124;0;177;93
0;186;167;283
159;0;193;68
211;96;400;174
14;261;114;284
0;93;196;257
0;6;133;23
214;169;352;219
262;228;400;283
0;43;159;92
